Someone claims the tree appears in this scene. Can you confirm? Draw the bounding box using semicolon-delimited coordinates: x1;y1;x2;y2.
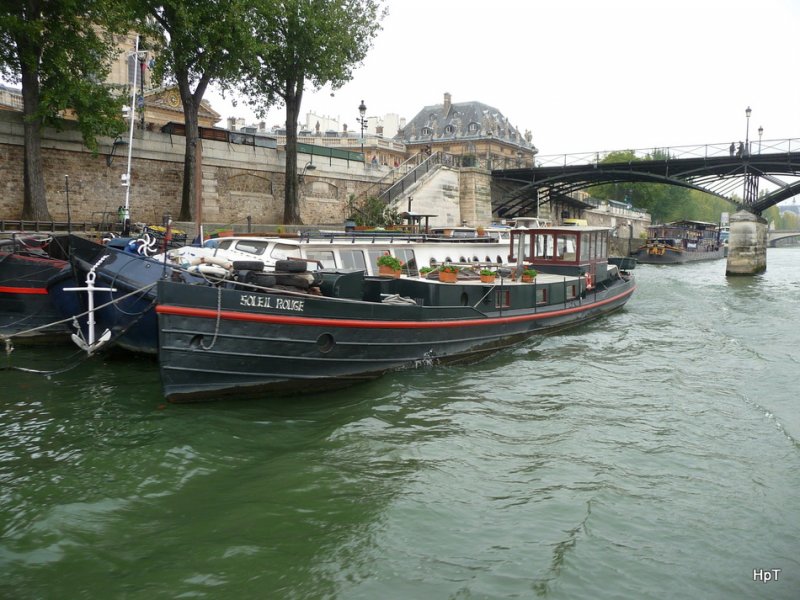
141;0;255;221
0;0;130;220
587;149;735;224
240;0;386;224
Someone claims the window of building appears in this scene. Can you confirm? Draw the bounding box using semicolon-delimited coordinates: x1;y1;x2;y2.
421;127;432;136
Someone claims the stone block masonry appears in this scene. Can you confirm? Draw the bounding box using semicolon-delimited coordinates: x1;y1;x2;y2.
0;111;382;227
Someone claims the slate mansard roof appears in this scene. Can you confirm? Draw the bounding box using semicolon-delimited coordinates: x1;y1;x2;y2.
395;92;536;153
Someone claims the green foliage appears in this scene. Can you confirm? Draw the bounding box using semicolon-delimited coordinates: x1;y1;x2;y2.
347;194;401;227
239;0;387;224
376;254;401;270
0;2;130;147
480;268;496;276
141;0;257;220
0;0;132;218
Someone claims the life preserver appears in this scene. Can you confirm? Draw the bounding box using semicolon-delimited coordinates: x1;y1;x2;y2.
585;272;594;288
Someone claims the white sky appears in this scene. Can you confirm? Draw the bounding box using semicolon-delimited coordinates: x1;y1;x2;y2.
208;0;800;159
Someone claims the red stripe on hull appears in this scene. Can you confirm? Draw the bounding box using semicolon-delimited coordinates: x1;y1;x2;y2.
156;285;635;329
0;286;48;295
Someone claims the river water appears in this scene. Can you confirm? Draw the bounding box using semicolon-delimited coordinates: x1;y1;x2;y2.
1;249;799;599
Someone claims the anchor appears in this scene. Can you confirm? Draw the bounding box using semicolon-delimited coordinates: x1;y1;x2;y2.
64;255;117;355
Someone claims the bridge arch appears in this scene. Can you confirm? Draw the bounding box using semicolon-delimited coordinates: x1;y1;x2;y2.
492;140;800;218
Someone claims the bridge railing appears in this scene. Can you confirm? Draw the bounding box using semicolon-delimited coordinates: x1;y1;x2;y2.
535;138;800;168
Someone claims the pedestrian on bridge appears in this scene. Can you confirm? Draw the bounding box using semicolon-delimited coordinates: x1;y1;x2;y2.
729;142;735;156
737;141;744;157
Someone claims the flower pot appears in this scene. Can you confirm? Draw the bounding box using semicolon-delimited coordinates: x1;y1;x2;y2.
379;265;401;278
522;275;536;283
480;274;496;283
438;270;458;283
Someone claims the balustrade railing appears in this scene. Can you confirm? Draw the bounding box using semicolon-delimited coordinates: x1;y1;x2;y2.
533;138;800;168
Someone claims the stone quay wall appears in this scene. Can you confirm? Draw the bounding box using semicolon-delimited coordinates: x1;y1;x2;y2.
0;111;385;229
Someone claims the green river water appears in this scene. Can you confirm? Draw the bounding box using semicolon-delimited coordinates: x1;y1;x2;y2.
1;249;799;599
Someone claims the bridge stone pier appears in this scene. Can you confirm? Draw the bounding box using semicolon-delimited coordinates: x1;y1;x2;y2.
726;210;767;275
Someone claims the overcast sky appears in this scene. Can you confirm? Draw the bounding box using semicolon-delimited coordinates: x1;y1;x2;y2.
209;0;800;159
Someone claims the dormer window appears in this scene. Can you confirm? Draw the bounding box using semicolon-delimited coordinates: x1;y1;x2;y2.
468;122;479;133
444;124;455;135
421;127;432;136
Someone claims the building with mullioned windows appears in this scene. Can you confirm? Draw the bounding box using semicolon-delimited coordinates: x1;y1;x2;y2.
396;92;537;169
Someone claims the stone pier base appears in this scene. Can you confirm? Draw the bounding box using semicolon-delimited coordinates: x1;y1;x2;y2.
726;210;767;275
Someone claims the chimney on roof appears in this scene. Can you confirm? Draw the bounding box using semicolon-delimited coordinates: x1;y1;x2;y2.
443;92;451;115
227;117;236;131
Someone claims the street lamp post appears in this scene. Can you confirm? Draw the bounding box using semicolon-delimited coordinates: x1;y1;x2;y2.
758;125;763;154
357;100;367;156
745;106;751;155
742;106;758;205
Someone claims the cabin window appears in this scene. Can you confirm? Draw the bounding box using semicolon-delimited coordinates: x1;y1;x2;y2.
532;233;553;259
536;288;547;305
580;233;591;261
270;243;299;261
234;240;269;256
367;249;390;273
305;250;335;269
495;290;511;308
600;232;608;257
340;249;367;271
566;284;577;300
211;239;232;250
555;234;577;261
395;249;417;276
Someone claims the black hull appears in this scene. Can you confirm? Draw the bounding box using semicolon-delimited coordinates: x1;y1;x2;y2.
632;247;725;264
47;235;200;354
0;248;70;341
157;276;636;402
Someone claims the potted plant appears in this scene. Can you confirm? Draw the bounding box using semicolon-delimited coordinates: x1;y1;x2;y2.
377;253;403;277
438;265;460;283
419;266;434;277
479;268;496;283
522;268;538;283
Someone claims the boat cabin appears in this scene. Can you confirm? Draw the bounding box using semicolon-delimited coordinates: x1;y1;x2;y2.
508;226;612;283
645;220;721;251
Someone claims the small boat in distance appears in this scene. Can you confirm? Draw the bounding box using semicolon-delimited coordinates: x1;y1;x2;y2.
632;220;725;264
155;225;636;402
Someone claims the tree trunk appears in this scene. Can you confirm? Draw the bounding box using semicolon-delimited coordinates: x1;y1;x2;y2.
177;80;199;222
283;78;304;224
19;53;51;221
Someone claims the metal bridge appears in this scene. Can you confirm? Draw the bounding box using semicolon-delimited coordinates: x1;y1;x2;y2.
492;138;800;217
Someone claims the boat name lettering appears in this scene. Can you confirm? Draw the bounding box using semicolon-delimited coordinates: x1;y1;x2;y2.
239;294;305;312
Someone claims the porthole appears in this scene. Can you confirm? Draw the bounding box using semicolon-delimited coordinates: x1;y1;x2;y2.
316;333;335;353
